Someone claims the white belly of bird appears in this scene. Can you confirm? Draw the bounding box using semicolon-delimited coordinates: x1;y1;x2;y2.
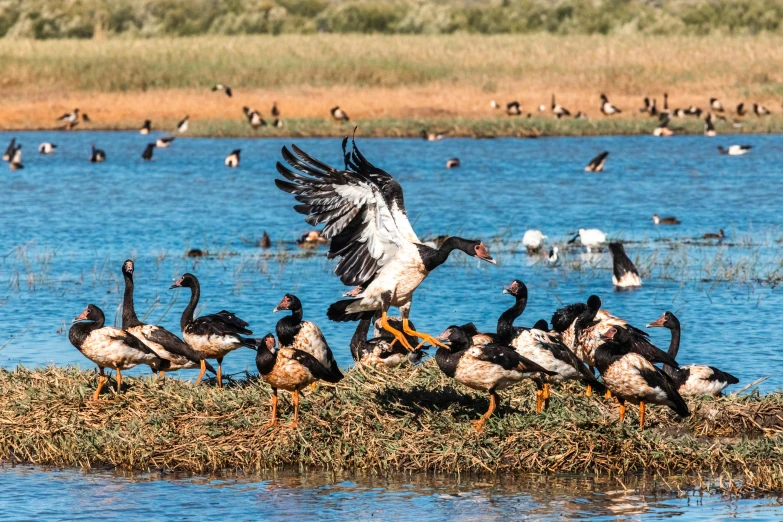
613;272;642;288
81;328;152;370
349;253;427;312
679;365;728;396
126;325;196;370
362;348;406;368
288;322;331;368
183;332;240;359
602;353;669;405
454;351;524;392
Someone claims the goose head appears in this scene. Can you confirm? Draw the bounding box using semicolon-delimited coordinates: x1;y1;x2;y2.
273;293;302;314
435;325;470;351
169;273;197;289
73;304;103;323
646;311;679;330
502;279;527;299
122;259;134;278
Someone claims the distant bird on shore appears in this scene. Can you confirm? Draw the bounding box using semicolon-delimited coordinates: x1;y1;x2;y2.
177;115;189;133
710;98;724;112
703;229;725;240
574;111;588;119
600;94;621;115
551;94;571;118
686;105;702;117
754;103;771;116
3;138;16;161
140;120;151;135
639;97;650;113
82;113;91;123
522;230;547;254
271;102;280;118
585;151;609;172
58;108;79;124
225;149;241;167
704;115;716;137
652;214;680;225
609;242;642;289
273;119;283;128
141;143;154;161
647;311;739;397
506;101;522;116
211;84;232;97
331;106;349;122
421;130;444;141
69;304;168;400
717;145;751;156
156;136;174;148
569;228;605;253
490;100;500;109
169;273;254;388
653;118;674;136
90;144;105;163
38;142;56;154
736;103;747;116
243;107;266;128
647;98;658;116
446;158;460;169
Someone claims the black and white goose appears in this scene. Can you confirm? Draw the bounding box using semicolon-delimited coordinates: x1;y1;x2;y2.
243;106;266;128
596;326;690;429
710;98;724;112
717;145;751;156
600;94;621;115
552;295;679;395
2;138;15;162
141;143;154;161
648;98;658;116
653;214;680;225
169;273;254;388
254;333;342;428
211;84;232;97
8;144;23;170
69;304;168;400
551;94;571;118
273;294;343;382
140;120;151;135
331;106;349;122
639;97;650;113
608;242;641;289
584;151;609;172
121;260;214;377
271;102;280;118
754;103;771;116
58;108;79;124
506;101;522;116
736;103;747;116
653;117;674;136
647;311;738;396
82;113;91;122
445;158;460;169
704;115;716;137
177;115;189;133
225;149;241;167
435;325;556;429
275;137;496;351
350;314;425;367
38;142;56;154
156;136;175;148
90;144;106;163
497;280;603;410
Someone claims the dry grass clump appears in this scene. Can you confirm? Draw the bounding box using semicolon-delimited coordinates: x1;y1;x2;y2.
1;363;783;491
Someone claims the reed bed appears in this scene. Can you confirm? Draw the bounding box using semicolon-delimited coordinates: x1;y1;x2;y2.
2;364;782;492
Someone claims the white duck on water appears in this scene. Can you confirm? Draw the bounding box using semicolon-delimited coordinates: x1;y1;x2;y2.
275;136;496;351
569;228;606;253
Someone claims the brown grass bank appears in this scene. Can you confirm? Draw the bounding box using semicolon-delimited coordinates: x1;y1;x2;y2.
1;364;783;492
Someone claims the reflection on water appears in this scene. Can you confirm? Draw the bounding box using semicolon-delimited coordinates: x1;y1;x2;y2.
1;465;782;521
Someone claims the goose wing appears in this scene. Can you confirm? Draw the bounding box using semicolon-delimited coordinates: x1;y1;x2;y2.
141;325;204;362
275;138;418;286
473;343;558;375
110;330;157;356
191;312;252;337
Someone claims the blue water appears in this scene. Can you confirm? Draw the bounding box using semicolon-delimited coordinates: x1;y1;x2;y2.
2;131;783;518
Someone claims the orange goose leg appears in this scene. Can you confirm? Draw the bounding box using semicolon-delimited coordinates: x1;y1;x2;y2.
195;360;207;384
543;382;551;410
605;389;613;399
473;391;498;431
263;389;279;429
618;402;626;423
585;384;593;397
639;401;646;430
92;367;106;401
216;358;223;389
285;390;300;429
115;368;123;394
379;311;415;351
401;318;449;351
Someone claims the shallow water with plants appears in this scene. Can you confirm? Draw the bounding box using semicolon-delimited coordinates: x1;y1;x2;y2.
1;131;783;518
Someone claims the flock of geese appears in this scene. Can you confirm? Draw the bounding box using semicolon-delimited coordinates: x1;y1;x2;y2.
67;138;739;431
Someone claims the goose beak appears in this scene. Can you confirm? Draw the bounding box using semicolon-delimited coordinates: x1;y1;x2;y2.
72;309;89;323
601;327;617;340
646;316;666;328
169;276;183;290
272;306;280;313
436;329;453;347
475;243;496;265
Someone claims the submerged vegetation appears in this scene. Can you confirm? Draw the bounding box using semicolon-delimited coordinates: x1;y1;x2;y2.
2;0;783;39
1;364;782;492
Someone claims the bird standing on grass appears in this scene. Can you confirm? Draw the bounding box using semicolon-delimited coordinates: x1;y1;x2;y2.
595;326;690;429
121;261;212;377
169;273;254;388
506;101;522;116
275;137;496;351
435;325;556;430
331;106;349;122
647;311;739;396
254;333;341;429
551;94;571;118
69;304;168;400
58;108;79;124
600;94;621;115
211;84;232;97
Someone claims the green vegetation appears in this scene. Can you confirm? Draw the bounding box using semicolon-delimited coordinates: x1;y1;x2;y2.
2;0;783;39
2;364;783;492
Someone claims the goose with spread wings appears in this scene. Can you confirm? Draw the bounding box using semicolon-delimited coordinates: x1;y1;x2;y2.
275;137;496;350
